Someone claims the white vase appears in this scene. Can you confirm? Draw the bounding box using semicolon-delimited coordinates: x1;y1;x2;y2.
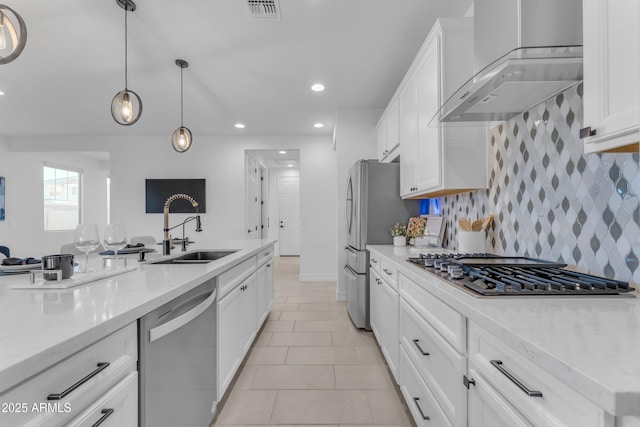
393;236;406;247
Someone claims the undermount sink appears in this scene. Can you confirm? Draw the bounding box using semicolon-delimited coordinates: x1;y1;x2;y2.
149;250;238;265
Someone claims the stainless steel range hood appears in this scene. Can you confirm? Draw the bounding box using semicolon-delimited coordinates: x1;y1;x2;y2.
434;0;583;124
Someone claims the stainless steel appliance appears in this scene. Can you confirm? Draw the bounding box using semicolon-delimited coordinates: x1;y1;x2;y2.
435;0;583;124
407;253;635;297
139;279;217;426
344;159;419;329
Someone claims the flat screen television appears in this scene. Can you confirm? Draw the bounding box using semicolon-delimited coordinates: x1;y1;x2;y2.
145;179;206;213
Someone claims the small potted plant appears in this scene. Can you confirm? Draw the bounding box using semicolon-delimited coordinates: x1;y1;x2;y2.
390;222;407;247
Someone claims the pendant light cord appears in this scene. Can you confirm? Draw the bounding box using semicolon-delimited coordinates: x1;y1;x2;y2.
180;66;184;127
124;6;128;90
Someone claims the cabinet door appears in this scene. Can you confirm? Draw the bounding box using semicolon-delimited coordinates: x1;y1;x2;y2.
369;269;382;339
379;278;400;379
377;116;388;160
265;261;274;313
256;262;269;327
386;100;400;152
416;35;442;191
218;286;241;399
239;273;257;355
467;368;533;427
583;0;640;152
400;72;419;196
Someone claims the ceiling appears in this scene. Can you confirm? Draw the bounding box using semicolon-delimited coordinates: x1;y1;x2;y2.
0;0;472;138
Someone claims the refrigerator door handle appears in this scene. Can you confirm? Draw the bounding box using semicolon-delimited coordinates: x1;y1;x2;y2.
343;265;358;279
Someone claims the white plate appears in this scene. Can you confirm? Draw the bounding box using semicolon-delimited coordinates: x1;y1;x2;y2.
0;263;42;273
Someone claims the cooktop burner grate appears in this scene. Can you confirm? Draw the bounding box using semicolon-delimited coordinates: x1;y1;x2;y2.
406;253;635;297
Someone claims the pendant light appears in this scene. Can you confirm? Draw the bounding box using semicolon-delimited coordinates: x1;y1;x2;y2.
111;0;142;126
171;59;193;153
0;4;27;65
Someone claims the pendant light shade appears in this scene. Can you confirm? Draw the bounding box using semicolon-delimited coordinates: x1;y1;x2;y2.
171;59;193;153
111;0;142;126
172;126;193;152
0;4;27;65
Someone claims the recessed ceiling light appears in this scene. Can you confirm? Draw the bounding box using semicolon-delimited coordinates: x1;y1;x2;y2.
313;123;324;128
287;164;294;167
311;83;325;92
0;91;4;96
234;123;246;129
279;150;287;154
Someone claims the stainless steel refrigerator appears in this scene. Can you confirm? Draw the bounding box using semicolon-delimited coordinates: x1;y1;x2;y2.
344;159;419;329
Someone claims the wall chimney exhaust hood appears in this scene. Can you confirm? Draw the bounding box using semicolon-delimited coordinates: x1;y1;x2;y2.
433;0;583;124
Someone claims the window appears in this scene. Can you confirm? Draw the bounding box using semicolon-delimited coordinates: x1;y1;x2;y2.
43;164;81;231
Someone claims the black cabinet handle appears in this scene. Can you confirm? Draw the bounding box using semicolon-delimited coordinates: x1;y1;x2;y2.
579;126;596;139
47;362;110;400
491;360;543;397
383;268;392;275
92;408;114;427
412;339;430;356
412;397;430;420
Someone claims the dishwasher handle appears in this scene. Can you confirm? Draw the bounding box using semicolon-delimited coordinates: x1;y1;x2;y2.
149;289;217;342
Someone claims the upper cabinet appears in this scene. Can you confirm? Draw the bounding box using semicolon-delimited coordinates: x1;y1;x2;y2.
377;98;400;162
582;0;640;153
395;18;488;199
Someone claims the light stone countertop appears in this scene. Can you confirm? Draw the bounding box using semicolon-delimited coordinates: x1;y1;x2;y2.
0;238;276;394
368;245;640;417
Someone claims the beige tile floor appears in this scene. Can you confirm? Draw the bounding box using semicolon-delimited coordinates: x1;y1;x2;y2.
211;256;414;427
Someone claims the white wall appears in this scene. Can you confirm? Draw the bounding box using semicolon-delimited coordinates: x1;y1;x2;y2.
7;134;337;280
0;142;108;256
334;108;381;299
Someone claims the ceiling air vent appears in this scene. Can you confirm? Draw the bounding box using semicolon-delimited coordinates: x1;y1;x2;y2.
246;0;281;20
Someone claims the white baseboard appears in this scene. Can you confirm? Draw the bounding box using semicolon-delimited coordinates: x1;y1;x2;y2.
335;290;347;301
298;274;337;282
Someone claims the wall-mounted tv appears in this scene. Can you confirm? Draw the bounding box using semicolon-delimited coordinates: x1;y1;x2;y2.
145;179;206;213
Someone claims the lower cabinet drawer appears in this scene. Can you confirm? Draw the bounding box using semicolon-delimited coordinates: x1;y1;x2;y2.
256;245;274;267
467;365;533;427
0;324;137;427
468;322;606;427
400;299;466;427
400;345;453;427
66;372;138;427
399;272;465;352
380;258;398;290
219;256;256;298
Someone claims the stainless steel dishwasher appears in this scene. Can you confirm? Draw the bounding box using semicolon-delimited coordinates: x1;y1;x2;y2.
139;278;217;427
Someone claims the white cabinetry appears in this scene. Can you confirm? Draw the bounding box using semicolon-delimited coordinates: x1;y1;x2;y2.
377;99;400;162
582;0;640;153
217;246;274;401
256;252;274;327
218;270;257;399
217;255;258;400
465;322;607;427
399;18;487;199
399;273;466;427
368;250;400;380
0;324;138;427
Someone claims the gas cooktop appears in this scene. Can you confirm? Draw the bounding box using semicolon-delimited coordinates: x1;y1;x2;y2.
407;253;636;297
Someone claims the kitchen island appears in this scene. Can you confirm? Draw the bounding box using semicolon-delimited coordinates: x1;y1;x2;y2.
0;238;275;426
368;245;640;427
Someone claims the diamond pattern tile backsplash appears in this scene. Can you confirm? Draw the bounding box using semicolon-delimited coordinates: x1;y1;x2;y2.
439;83;640;285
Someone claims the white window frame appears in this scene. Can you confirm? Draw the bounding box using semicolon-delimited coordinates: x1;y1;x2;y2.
43;162;83;231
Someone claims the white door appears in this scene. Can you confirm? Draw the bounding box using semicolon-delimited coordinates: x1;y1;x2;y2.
278;175;300;255
245;154;260;239
260;166;268;239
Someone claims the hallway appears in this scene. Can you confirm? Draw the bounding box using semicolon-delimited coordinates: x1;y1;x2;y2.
211;256;413;426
